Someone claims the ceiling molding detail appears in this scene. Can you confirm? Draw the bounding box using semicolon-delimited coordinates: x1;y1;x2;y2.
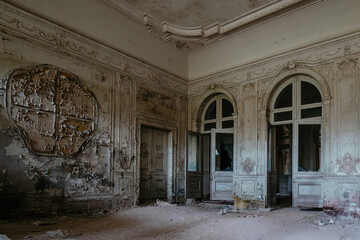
188;30;360;96
0;1;188;94
98;0;309;48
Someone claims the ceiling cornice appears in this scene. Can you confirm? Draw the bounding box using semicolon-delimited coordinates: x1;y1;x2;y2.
97;0;309;48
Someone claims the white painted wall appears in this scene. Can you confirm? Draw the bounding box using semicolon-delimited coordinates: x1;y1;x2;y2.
188;0;360;80
8;0;188;79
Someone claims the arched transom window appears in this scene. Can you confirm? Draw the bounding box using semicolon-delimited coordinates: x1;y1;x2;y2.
270;75;323;124
269;74;323;173
202;95;234;133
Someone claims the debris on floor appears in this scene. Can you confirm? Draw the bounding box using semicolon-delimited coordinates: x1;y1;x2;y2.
0;234;11;240
33;221;57;226
45;229;68;238
1;206;360;240
155;199;177;207
218;208;227;215
186;198;196;205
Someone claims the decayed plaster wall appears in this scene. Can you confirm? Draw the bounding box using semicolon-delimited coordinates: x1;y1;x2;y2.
188;32;360;215
0;1;188;217
1;0;360;218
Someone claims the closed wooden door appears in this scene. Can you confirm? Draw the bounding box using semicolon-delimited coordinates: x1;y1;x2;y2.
140;126;168;201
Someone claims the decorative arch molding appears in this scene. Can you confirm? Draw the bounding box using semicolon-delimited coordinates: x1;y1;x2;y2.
261;67;331;111
193;88;238;132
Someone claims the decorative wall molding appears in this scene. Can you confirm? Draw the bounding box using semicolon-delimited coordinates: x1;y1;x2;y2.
336;153;360;175
188;31;360;96
97;0;318;47
0;1;187;94
136;86;176;119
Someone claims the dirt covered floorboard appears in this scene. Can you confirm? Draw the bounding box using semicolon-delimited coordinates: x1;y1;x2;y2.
1;206;360;240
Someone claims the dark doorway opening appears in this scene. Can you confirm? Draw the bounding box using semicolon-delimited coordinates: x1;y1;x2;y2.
267;124;292;208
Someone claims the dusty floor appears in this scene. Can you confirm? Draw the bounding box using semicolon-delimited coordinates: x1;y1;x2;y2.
1;203;360;240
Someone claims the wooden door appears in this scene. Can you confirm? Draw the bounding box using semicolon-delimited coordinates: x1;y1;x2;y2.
186;132;202;199
140;126;168;201
210;129;234;201
267;125;277;207
202;134;210;200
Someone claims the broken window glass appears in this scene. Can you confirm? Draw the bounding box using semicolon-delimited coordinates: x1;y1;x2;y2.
215;133;233;171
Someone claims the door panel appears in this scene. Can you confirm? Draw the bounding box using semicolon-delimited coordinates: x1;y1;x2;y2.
210;129;234;201
267;125;277;207
293;124;323;208
186;132;202;199
202;134;210;199
140;126;168;201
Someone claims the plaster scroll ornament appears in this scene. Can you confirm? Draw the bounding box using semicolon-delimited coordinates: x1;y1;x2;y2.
6;65;98;157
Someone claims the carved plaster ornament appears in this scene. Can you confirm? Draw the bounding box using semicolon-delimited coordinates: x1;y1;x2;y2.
336;153;360;175
286;61;299;70
137;87;176;117
344;45;352;56
337;58;358;73
6;65;98;157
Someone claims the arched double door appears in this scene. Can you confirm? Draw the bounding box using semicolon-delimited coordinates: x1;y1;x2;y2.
267;74;324;208
187;94;235;201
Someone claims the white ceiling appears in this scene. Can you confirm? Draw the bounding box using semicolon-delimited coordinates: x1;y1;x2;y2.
99;0;306;46
121;0;273;27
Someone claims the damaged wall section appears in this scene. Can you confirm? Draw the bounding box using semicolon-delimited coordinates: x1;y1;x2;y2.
0;11;187;216
188;34;360;216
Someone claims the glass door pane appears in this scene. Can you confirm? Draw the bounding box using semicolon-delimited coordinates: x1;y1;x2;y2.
215;133;233;171
187;133;200;172
298;124;321;172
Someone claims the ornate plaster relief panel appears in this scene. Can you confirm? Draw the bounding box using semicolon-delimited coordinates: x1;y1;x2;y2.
6;65;97;157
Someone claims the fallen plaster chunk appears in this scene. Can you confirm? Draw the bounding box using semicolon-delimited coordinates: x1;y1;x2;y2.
0;234;11;240
218;208;227;215
155;199;177;207
33;221;57;226
186;198;196;205
45;229;68;238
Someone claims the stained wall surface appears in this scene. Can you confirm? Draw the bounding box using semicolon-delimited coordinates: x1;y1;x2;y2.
188;32;360;214
0;1;187;216
1;0;360;217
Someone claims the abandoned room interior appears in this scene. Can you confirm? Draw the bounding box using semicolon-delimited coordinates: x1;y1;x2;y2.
0;0;360;239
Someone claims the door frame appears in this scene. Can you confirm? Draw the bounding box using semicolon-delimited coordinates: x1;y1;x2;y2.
210;128;234;201
266;75;325;208
136;118;175;204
